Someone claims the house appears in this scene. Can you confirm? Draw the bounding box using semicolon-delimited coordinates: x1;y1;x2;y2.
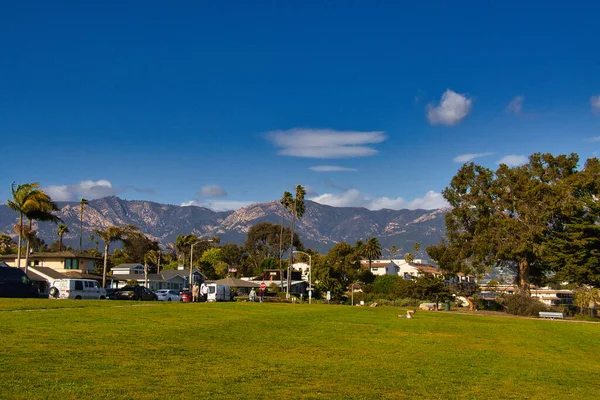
391;259;422;279
109;269;207;292
479;285;573;306
292;262;310;281
112;263;146;275
360;260;399;276
1;251;101;274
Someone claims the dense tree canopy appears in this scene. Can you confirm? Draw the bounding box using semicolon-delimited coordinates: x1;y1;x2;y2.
427;153;600;291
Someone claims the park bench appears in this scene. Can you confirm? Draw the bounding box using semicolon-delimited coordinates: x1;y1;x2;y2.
538;311;564;320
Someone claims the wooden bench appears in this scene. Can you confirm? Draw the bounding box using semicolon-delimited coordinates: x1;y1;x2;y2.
539;311;564;320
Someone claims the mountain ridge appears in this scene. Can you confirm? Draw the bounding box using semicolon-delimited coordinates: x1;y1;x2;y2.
0;196;448;254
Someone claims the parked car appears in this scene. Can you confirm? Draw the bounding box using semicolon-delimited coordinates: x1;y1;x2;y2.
48;279;107;300
155;289;181;301
180;289;192;303
0;264;39;298
109;286;157;301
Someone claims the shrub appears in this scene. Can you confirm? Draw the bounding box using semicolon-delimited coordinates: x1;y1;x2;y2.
499;293;549;316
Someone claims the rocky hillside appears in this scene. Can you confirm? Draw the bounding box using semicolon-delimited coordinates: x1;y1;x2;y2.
0;196;447;254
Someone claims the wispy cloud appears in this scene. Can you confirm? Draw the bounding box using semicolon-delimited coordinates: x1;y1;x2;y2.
584;136;600;142
591;95;600;113
265;128;386;159
310;189;448;210
426;89;472;126
506;96;525;115
453;152;494;163
198;184;227;198
309;165;358;172
497;155;528;166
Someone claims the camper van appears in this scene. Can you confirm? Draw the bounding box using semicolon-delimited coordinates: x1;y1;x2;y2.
206;283;231;302
49;279;107;300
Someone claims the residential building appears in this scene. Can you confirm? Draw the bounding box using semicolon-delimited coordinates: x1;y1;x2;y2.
109;269;207;292
1;251;101;274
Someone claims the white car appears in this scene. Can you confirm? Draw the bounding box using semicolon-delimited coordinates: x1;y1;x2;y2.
155;289;181;301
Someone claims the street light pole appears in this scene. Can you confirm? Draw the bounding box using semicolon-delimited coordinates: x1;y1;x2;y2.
293;250;312;304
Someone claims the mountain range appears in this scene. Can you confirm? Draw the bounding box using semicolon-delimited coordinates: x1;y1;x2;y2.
0;196;448;255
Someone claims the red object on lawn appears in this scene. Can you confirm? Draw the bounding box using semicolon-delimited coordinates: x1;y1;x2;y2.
180;291;192;302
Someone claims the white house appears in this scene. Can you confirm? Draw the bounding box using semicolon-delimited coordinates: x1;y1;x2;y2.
111;263;145;275
292;262;310;282
361;260;399;276
391;259;422;279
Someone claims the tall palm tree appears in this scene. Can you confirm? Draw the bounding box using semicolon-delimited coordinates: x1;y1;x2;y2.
95;225;139;287
361;237;382;270
57;224;70;251
79;198;88;251
287;185;306;295
23;195;61;269
278;191;293;270
7;182;61;272
144;249;161;273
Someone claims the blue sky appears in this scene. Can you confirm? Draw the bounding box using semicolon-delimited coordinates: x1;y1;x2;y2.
1;1;599;211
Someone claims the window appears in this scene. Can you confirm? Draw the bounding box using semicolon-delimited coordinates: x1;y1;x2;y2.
85;281;93;288
33;260;40;266
65;259;79;270
74;281;83;290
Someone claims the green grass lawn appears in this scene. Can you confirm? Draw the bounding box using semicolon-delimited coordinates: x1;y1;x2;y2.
0;300;598;400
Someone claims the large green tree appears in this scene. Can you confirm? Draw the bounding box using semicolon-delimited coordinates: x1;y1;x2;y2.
428;153;599;292
244;222;301;273
7;182;58;270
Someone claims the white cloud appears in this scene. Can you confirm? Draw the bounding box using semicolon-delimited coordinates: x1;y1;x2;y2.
507;96;524;115
584;136;600;142
198;185;227;198
497;155;528;166
265;128;386;159
43;179;117;201
310;189;448;210
44;185;72;202
591;95;600;113
426;89;472;126
453;152;494;163
309;165;358;172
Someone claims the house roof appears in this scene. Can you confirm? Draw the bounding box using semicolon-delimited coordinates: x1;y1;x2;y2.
415;266;443;275
27;266;66;280
1;251;101;260
369;261;394;268
214;276;261;288
113;263;144;269
110;269;207;282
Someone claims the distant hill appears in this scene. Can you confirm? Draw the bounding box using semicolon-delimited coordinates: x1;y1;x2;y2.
0;196;448;255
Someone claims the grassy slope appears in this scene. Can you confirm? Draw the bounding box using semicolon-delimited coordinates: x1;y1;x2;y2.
0;300;598;400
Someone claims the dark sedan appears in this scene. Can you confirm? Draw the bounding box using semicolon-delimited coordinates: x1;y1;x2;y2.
108;286;157;301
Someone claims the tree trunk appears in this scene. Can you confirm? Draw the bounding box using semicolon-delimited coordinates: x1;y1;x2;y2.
59;233;63;251
287;199;297;298
157;251;161;274
24;219;32;274
17;213;23;269
519;259;530;294
278;204;286;270
102;243;109;288
79;206;83;251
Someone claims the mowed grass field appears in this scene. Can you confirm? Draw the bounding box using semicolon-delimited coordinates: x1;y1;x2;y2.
0;300;598;400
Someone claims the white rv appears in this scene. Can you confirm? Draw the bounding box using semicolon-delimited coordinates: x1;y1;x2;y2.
207;283;231;302
49;279;107;300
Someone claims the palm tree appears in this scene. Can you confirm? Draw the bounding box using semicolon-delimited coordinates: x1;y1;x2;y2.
390;245;398;258
278;191;293;270
95;225;139;287
79;198;88;251
361;237;382;270
287;185;306;295
57;224;70;251
144;249;161;273
7;182;61;272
